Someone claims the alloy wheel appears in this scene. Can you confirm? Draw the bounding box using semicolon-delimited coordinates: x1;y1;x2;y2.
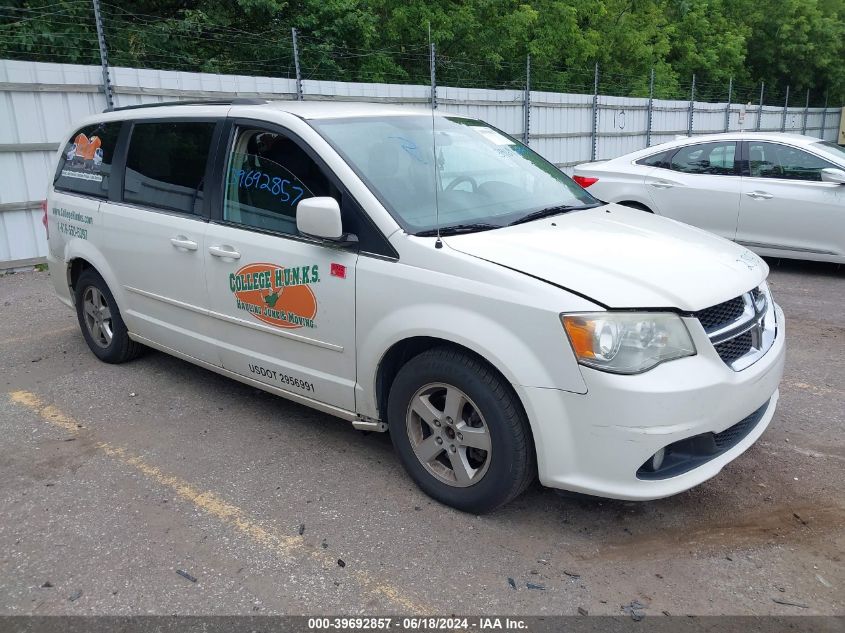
82;286;113;348
405;382;492;487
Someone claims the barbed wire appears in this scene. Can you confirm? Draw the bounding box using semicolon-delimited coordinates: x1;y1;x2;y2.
0;4;837;107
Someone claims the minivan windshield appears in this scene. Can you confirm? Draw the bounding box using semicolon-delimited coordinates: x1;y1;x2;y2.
311;115;599;234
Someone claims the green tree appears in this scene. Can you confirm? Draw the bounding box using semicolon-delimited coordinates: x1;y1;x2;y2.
740;0;845;104
1;0;842;104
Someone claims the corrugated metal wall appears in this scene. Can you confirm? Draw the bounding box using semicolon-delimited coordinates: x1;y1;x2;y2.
1;59;842;270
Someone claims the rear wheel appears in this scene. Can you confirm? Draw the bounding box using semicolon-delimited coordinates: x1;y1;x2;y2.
387;347;535;513
74;268;142;363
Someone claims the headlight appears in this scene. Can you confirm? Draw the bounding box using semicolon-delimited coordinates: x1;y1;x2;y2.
753;280;770;314
561;312;696;374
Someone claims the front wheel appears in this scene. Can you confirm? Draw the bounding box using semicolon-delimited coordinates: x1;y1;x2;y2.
387;347;535;513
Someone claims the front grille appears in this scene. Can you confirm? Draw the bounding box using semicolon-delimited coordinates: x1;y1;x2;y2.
695;296;745;332
714;330;753;364
695;287;775;371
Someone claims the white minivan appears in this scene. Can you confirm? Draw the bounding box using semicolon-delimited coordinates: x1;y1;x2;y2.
46;99;785;512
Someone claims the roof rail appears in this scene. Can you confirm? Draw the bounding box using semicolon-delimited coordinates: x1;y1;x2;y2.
107;97;267;113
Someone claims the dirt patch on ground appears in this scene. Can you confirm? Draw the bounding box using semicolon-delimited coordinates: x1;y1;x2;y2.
590;504;845;561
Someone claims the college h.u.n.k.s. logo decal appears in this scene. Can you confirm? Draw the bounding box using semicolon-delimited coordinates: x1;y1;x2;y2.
229;263;319;329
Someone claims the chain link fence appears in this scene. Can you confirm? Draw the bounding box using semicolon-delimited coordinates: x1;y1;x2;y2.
1;1;843;269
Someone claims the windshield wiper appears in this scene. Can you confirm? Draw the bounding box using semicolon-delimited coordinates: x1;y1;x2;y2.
509;203;601;226
414;223;499;237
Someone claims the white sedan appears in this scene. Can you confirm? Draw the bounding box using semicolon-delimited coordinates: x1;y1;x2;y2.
573;132;845;264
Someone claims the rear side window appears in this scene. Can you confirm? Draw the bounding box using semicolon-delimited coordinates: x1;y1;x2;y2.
54;122;121;198
669;142;737;176
636;151;670;168
123;121;216;214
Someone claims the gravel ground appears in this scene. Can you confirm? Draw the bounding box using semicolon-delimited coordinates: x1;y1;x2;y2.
0;260;842;616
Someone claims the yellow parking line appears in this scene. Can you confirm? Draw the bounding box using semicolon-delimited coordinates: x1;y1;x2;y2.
8;390;426;614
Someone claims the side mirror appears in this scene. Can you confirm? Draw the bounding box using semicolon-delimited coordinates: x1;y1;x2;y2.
820;168;845;184
296;197;343;240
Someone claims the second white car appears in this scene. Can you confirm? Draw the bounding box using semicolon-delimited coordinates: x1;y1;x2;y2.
574;132;845;264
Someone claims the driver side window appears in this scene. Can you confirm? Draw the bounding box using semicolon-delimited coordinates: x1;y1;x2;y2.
747;142;837;182
223;127;336;235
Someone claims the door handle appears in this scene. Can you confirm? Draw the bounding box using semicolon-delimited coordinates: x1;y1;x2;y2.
170;236;198;251
649;181;675;189
745;191;773;200
208;245;241;260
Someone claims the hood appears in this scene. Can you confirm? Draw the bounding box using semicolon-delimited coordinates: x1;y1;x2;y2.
445;205;767;311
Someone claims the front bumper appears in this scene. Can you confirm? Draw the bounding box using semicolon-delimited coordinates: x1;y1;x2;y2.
519;305;785;500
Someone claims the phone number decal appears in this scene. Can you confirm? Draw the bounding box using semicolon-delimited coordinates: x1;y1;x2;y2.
57;221;88;240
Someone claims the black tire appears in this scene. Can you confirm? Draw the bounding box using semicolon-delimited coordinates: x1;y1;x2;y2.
387;347;535;513
74;268;143;363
